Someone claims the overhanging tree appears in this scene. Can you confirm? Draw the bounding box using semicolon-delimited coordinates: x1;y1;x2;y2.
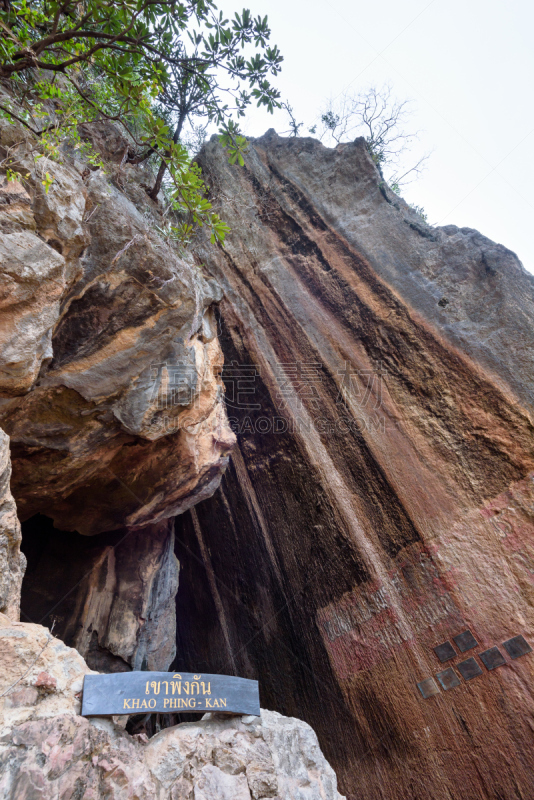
0;0;282;243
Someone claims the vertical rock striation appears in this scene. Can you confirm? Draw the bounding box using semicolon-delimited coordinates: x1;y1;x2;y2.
171;132;534;800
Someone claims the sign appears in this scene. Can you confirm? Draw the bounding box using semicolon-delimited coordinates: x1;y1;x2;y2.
81;671;260;717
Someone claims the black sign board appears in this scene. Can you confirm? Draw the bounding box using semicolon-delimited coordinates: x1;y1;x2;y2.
81;672;260;717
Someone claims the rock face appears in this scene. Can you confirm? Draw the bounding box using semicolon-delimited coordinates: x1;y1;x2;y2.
0;105;235;688
0;429;25;620
3;106;534;800
0;615;344;800
169;132;534;800
0;108;235;537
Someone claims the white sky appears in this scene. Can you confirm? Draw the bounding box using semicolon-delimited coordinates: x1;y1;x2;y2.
218;0;534;273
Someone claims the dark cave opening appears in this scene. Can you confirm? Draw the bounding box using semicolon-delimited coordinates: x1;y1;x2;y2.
20;513;131;671
19;513;202;736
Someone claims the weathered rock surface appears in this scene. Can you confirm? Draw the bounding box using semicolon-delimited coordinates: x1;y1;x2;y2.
4;106;534;800
0;230;69;396
0;429;25;620
0;616;344;800
0;108;235;536
0;614;91;730
169;132;534;800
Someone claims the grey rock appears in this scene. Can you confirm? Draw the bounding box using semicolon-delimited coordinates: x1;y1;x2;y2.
0;430;24;619
0;619;344;799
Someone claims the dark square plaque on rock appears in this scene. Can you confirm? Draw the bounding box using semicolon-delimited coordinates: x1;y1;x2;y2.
453;630;478;653
436;668;461;691
82;672;260;717
456;657;483;681
502;635;532;660
434;641;456;662
417;677;440;698
479;646;506;671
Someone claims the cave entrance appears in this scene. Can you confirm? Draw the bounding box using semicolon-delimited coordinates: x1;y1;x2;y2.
20;514;132;672
20;513;179;678
20;513;209;736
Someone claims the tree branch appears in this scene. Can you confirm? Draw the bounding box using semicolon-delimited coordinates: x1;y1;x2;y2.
0;102;44;135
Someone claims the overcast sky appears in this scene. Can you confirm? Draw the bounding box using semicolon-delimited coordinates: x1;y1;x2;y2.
218;0;534;273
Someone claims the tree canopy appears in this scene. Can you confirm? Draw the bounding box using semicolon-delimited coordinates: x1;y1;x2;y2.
0;0;283;243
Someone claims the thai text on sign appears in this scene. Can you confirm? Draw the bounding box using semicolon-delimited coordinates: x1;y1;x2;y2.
81;672;260;716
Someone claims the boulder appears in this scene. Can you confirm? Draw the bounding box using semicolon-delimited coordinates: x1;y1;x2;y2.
0;617;344;800
0;112;235;535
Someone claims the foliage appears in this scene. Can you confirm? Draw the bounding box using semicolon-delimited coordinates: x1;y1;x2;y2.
0;0;283;244
218;120;248;165
388;180;427;221
5;164;29;183
408;203;427;222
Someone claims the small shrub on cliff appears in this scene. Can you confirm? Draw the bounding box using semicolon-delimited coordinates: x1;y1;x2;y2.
0;0;282;244
314;85;430;193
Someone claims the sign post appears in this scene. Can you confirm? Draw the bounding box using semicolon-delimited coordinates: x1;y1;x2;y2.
81;672;260;717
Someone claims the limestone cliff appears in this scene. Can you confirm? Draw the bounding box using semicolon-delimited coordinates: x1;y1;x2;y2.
168;132;534;800
3;113;534;800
